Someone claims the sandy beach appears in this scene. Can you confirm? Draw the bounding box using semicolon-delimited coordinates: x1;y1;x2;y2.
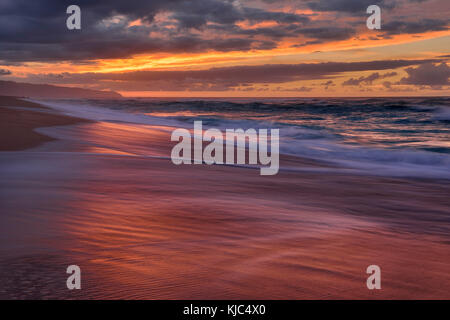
0;96;90;151
0;97;449;299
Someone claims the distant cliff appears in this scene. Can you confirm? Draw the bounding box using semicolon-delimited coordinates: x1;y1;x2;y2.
0;80;122;99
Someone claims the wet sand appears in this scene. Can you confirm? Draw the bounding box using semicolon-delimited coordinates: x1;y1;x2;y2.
0;96;90;151
0;97;449;299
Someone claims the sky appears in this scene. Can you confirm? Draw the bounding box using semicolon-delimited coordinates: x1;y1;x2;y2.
0;0;449;97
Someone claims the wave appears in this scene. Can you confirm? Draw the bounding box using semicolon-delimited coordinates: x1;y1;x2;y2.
29;99;186;128
281;138;450;178
432;106;450;121
32;98;450;179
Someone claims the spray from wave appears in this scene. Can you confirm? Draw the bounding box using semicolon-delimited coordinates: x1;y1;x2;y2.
31;97;450;179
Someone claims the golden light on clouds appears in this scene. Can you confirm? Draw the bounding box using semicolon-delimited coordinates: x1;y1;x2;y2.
1;0;448;97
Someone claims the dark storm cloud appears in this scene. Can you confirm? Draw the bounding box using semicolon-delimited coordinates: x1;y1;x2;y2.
305;0;393;13
171;4;311;29
305;0;448;37
241;7;310;24
300;27;356;40
1;0;446;64
342;72;397;86
0;36;275;62
0;0;312;62
211;23;356;43
169;1;311;29
169;0;241;29
382;19;449;35
24;59;441;91
0;0;180;24
400;63;450;86
212;23;353;42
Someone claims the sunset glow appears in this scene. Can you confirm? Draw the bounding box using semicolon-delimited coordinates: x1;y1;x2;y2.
0;0;449;96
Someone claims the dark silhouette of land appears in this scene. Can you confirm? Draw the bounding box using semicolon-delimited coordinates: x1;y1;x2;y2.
0;80;122;99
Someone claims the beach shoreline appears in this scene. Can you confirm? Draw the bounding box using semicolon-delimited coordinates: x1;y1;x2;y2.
0;96;91;151
0;96;449;299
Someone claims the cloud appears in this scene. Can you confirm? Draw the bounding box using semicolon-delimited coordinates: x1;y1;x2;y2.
0;69;12;76
382;19;449;35
24;59;439;91
400;62;450;87
0;0;447;64
321;80;336;89
382;81;392;89
300;27;356;40
0;0;313;62
306;0;393;13
241;7;310;24
342;72;397;86
275;86;313;92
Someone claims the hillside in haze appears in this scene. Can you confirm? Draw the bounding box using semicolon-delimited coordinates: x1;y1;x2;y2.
0;80;122;99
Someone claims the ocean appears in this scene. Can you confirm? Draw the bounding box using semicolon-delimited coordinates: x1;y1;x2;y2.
35;97;450;179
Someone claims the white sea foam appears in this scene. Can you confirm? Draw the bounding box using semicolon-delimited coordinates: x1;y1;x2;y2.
29;99;185;128
432;106;450;121
31;98;450;179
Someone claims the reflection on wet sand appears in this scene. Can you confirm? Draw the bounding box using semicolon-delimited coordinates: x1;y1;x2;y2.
1;121;449;299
